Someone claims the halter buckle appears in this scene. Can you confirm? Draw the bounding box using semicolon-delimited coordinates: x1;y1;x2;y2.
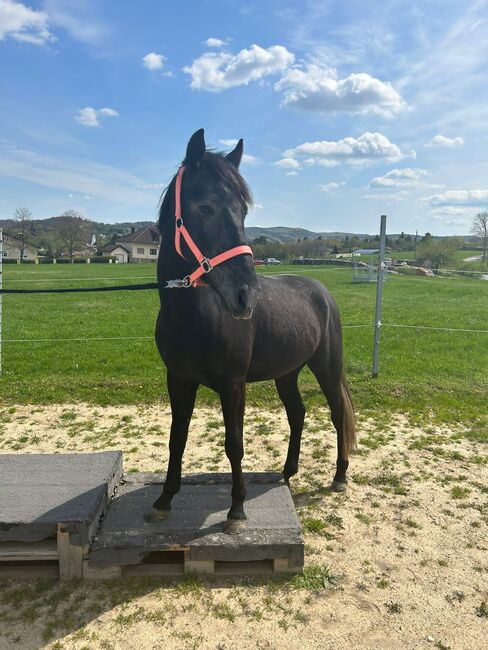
200;257;213;273
175;217;183;229
165;276;191;289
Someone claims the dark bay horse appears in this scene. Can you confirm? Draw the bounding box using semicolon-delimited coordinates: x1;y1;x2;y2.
147;129;356;533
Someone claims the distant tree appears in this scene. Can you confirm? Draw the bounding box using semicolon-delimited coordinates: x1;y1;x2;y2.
57;210;91;262
14;207;32;262
417;236;461;270
332;244;339;255
471;212;488;265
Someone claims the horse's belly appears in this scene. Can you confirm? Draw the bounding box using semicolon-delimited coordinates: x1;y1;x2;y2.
246;317;321;382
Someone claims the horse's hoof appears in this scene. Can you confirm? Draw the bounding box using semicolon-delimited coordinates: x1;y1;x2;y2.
144;507;171;522
224;518;247;535
331;480;347;493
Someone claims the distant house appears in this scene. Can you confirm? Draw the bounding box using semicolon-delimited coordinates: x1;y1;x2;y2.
2;233;39;261
101;244;131;264
102;226;161;263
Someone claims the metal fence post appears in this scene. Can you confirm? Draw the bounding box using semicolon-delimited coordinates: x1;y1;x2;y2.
0;228;3;375
372;215;387;378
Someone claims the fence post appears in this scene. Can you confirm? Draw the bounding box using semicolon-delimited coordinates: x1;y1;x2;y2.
0;228;3;376
372;215;387;378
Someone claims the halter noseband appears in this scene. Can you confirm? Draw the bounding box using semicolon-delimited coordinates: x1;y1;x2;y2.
165;165;253;288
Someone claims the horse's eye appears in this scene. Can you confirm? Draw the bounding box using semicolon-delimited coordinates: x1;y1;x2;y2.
198;205;213;215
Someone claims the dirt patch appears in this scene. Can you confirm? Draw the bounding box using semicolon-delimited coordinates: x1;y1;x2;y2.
0;404;487;650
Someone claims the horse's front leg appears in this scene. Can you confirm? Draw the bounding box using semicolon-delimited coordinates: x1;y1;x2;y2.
219;379;247;535
145;371;198;521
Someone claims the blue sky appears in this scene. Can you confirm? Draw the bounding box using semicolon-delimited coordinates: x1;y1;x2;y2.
1;0;488;235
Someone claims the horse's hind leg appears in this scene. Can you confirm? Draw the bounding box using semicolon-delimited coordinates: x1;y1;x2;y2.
308;346;356;492
146;372;198;521
275;368;306;482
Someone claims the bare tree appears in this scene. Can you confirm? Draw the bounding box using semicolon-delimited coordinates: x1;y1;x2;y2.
14;207;32;262
471;212;488;265
58;210;91;262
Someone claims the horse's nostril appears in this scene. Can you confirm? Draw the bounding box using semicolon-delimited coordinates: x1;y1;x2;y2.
238;284;249;310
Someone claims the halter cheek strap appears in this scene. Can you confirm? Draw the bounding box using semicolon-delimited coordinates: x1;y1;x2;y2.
165;165;253;288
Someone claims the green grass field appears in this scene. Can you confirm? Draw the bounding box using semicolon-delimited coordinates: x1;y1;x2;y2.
1;263;487;436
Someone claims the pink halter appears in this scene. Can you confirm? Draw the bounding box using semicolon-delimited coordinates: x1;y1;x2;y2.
165;166;253;288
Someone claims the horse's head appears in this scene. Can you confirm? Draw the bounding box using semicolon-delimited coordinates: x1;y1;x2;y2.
160;129;258;319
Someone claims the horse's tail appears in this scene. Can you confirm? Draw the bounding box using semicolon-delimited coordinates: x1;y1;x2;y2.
340;369;356;456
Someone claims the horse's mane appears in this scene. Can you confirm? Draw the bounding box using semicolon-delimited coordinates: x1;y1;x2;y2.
159;151;253;229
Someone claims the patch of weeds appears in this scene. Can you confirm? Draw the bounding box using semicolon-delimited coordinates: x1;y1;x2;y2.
404;518;421;529
355;512;373;526
352;473;370;485
324;512;343;528
376;577;390;589
476;600;488;618
59;410;78;422
211;602;235;622
385;601;402;614
301;516;326;534
290;564;341;590
450;486;471;500
437;559;449;567
372;472;408;495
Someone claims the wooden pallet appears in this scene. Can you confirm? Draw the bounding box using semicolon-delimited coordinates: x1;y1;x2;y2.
86;472;304;578
0;524;87;580
0;452;123;580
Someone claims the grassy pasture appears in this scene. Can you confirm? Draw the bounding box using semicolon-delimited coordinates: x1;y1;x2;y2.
1;263;487;436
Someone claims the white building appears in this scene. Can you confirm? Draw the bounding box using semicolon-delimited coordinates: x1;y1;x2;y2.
2;233;39;261
102;226;161;263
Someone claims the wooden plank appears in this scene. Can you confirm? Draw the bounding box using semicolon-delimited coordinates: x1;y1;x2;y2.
57;524;83;580
185;559;215;575
0;540;57;561
83;561;121;580
0;564;59;580
124;563;184;577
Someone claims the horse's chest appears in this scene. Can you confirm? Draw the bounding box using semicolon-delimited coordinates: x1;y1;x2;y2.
157;319;251;383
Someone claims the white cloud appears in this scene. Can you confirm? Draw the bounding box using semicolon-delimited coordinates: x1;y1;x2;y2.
217;140;258;164
276;64;405;117
219;138;239;147
75;106;118;127
286;171;299;176
242;153;258;164
204;37;227;48
284;132;414;167
99;107;118;117
43;0;108;46
425;189;488;207
369;168;428;188
319;182;345;192
142;52;166;71
430;213;470;226
0;141;158;206
274;157;301;169
363;191;409;202
426;134;464;148
183;44;294;91
0;0;53;44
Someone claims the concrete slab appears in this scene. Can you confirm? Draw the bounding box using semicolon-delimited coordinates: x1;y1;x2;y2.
0;452;122;544
89;473;303;570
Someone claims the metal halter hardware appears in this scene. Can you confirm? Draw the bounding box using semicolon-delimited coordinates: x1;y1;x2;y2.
165;165;253;288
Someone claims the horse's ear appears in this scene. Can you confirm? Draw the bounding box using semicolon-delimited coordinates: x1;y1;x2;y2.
185;128;206;168
225;139;243;169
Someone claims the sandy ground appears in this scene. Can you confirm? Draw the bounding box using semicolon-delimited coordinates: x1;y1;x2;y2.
0;403;487;650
